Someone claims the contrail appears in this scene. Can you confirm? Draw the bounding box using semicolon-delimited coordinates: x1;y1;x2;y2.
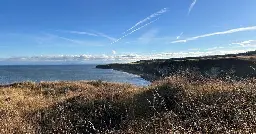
44;33;83;44
188;0;197;15
57;30;117;42
171;26;256;43
176;32;183;39
95;32;117;42
112;18;160;44
123;8;168;34
58;36;82;44
56;30;98;37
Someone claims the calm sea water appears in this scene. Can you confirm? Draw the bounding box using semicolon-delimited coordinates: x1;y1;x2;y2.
0;65;150;86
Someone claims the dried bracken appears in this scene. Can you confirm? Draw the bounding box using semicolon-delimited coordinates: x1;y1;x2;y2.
0;75;256;133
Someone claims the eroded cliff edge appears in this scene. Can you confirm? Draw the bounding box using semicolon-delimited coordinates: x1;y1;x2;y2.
96;52;256;82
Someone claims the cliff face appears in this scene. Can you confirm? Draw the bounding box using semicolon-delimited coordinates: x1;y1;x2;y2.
96;56;256;81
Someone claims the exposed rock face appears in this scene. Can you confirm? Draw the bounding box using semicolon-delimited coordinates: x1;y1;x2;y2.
96;56;256;81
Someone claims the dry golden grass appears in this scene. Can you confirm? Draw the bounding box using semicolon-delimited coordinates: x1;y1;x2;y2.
0;75;256;133
237;55;256;61
0;81;142;133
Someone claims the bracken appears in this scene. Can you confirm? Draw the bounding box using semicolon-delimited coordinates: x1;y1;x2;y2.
0;74;256;133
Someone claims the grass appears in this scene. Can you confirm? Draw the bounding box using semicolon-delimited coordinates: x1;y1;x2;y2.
0;74;256;133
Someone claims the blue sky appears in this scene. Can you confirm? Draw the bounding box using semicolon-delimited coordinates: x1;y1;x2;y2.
0;0;256;64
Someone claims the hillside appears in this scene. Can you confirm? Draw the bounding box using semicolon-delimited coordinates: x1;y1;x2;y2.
96;51;256;81
0;75;256;133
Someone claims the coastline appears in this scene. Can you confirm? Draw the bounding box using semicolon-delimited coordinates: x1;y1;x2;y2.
96;54;256;81
1;52;256;133
96;65;158;82
0;65;150;87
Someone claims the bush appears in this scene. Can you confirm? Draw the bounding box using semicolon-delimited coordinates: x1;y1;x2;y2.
0;75;256;133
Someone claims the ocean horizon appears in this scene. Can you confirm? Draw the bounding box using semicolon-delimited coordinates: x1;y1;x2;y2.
0;65;150;86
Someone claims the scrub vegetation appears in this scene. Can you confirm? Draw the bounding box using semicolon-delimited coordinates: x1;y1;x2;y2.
1;72;256;133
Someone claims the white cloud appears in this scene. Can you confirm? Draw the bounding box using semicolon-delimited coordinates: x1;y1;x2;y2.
171;26;256;43
123;8;168;34
188;48;200;51
95;32;117;42
57;36;83;44
2;48;255;64
56;30;98;36
112;50;116;55
171;40;187;43
43;33;83;44
176;32;183;39
56;30;117;42
138;29;158;44
112;18;160;44
36;33;105;47
206;46;224;51
188;0;197;15
231;40;256;47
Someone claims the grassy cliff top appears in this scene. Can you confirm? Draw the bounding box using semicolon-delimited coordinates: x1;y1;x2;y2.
1;74;256;133
133;50;256;64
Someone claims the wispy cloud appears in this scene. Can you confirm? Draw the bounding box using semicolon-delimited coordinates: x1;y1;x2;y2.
2;48;254;64
171;26;256;43
188;48;200;51
57;36;83;44
112;50;116;55
110;8;168;44
95;32;117;42
206;46;225;51
44;33;83;44
188;0;197;15
36;33;105;47
111;18;160;44
231;40;256;47
176;32;183;39
138;29;158;44
56;30;117;42
56;30;98;37
123;8;168;34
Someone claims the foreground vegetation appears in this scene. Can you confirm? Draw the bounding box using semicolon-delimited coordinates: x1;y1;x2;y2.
1;73;256;133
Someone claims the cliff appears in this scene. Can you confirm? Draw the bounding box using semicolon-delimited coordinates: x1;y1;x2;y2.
96;51;256;81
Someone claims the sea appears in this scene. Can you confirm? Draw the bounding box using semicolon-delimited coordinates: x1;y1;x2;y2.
0;65;150;86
